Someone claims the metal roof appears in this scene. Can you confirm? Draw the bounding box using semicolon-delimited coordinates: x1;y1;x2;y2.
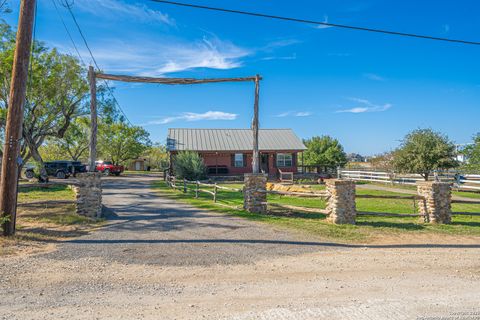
167;128;306;152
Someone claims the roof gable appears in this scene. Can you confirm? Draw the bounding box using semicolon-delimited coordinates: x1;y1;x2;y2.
167;128;306;152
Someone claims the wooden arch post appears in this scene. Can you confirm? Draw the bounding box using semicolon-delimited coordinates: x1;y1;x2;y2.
88;66;97;172
252;74;260;174
89;72;262;174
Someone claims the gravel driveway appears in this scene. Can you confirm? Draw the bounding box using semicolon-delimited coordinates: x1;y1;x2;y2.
1;175;479;320
56;175;325;266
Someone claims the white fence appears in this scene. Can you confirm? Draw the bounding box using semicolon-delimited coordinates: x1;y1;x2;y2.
338;169;480;191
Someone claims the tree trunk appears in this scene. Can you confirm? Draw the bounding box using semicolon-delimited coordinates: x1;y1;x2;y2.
25;138;47;181
422;172;429;181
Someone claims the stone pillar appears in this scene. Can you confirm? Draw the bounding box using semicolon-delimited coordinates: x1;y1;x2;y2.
417;181;452;224
73;172;103;218
243;173;267;214
326;179;356;224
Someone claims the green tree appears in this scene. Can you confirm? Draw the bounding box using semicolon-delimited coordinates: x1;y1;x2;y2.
39;142;66;162
393;129;458;181
303;135;347;170
1;21;117;176
98;122;151;165
146;143;169;170
369;152;395;171
0;22;89;176
173;151;206;180
462;133;480;171
39;117;91;161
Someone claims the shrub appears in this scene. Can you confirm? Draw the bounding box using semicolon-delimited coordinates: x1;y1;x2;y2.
303;135;347;170
173;151;206;180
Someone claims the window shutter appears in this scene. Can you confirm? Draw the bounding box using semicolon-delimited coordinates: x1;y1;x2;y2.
243;154;247;167
231;154;235;167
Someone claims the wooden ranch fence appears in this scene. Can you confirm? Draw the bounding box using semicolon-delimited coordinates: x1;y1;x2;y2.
338;169;480;191
165;174;480;219
165;175;243;209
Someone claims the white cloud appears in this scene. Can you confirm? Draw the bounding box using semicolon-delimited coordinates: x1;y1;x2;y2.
154;37;250;74
275;111;313;117
443;24;450;33
261;53;297;61
145;111;238;125
73;0;175;25
336;98;392;113
72;36;251;76
295;111;312;117
316;15;332;29
363;73;385;81
262;39;301;51
338;107;369;114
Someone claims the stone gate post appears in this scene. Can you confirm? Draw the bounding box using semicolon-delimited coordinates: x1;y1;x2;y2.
417;181;452;224
243;173;267;214
326;179;356;224
72;172;103;218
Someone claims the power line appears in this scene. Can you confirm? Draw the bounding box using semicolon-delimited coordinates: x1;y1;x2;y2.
61;1;133;125
151;0;480;46
51;0;85;66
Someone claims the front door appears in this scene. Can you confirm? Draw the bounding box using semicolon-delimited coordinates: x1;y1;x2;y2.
260;154;269;174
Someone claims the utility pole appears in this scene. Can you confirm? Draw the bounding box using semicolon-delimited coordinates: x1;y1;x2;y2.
252;74;260;174
0;0;36;236
88;66;97;172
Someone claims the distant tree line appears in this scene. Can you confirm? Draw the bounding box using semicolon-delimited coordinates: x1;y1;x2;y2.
301;128;480;180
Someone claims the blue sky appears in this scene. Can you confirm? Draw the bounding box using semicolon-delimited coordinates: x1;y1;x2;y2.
3;0;480;155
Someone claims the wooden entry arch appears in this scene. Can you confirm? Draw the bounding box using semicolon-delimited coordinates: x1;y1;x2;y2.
87;66;262;174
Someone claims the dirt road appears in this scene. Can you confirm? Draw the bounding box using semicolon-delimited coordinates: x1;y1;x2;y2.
1;176;479;320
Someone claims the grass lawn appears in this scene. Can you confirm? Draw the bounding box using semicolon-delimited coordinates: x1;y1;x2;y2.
1;185;103;256
17;185;76;202
154;181;480;243
360;182;480;200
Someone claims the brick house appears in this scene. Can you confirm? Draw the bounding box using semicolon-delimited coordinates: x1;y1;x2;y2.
167;128;306;177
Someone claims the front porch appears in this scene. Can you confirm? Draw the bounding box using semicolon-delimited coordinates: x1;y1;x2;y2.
201;151;299;178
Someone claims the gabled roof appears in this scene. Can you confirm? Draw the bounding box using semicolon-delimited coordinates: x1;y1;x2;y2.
167;128;306;152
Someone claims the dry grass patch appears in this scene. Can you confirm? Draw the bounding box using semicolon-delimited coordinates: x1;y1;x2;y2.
1;186;103;256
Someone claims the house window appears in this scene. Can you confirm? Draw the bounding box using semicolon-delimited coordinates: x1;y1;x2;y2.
234;153;244;167
276;153;293;167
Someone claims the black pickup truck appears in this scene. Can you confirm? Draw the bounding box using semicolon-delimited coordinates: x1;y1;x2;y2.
25;161;87;179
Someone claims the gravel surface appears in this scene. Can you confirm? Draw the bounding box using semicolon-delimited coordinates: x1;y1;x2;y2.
1;175;479;320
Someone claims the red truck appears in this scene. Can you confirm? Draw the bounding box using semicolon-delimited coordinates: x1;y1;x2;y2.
95;161;124;176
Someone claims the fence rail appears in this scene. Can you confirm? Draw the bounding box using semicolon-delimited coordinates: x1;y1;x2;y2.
165;174;479;218
165;174;242;204
260;189;329;198
278;170;294;183
338;169;480;191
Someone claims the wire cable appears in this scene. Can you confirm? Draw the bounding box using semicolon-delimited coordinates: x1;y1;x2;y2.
51;0;86;66
151;0;480;46
61;2;133;125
